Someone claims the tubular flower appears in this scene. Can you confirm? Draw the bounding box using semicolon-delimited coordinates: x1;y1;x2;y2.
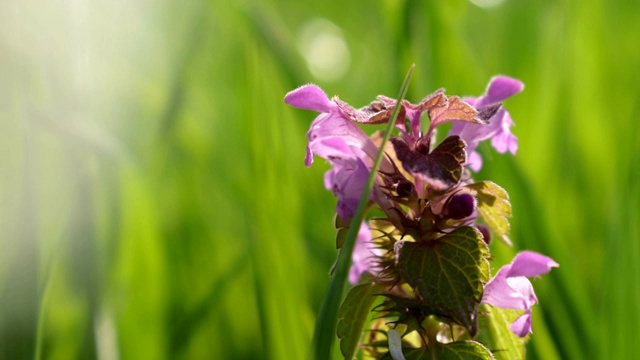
284;84;379;167
285;84;380;221
448;76;524;171
482;251;559;337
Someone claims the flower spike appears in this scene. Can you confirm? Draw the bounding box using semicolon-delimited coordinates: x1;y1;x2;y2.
285;72;558;358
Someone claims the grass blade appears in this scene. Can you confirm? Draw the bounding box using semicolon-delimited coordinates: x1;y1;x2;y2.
311;64;415;360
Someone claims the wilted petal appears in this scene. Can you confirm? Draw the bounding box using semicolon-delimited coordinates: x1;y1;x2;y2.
507;251;559;278
428;96;481;129
334;97;373;123
510;311;533;337
284;84;333;113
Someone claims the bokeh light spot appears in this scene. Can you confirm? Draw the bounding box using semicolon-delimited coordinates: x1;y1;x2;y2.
297;18;351;83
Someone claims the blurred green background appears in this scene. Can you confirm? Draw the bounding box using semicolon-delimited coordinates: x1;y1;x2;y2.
1;0;638;359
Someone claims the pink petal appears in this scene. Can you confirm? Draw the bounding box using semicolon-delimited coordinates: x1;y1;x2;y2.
510;311;533;337
481;76;524;105
448;121;467;137
482;266;534;310
306;112;376;158
307;113;364;143
305;145;314;167
506;276;538;309
325;156;370;223
467;151;483;172
507;135;518;154
507;251;559;278
324;167;336;191
491;131;511;154
337;198;359;227
349;222;374;284
462;96;478;107
284;84;332;113
308;137;352;164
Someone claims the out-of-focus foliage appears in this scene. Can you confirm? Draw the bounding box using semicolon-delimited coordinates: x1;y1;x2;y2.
0;0;638;359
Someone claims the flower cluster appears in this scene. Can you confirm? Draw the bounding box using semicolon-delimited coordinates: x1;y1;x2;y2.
285;76;558;358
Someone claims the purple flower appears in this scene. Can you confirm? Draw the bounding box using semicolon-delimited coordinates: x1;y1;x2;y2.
322;148;370;223
349;222;381;284
284;84;379;166
448;76;523;171
443;193;476;220
285;84;383;222
482;251;559;337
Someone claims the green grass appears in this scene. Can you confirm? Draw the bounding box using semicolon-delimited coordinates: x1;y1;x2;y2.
1;0;639;358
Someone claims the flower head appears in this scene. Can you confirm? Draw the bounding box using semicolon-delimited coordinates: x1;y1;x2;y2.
448;76;523;171
482;251;559;337
287;75;559;355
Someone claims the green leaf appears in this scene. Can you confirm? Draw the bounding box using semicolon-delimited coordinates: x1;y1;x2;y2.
466;181;512;245
395;226;490;335
390;135;466;192
476;304;527;360
336;283;383;360
374;294;432;336
382;340;495;360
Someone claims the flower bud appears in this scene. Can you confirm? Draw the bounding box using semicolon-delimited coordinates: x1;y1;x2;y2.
443;193;475;220
395;179;415;197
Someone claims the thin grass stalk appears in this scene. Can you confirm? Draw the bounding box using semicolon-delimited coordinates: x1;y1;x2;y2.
311;65;415;360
